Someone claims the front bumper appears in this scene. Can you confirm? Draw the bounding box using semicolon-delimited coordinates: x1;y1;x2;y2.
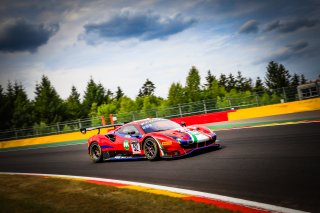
162;142;220;159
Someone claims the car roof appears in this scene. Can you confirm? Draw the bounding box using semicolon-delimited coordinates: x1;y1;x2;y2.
128;118;167;126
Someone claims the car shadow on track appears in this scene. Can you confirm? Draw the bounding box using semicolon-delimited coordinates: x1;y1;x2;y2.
100;146;224;163
167;145;224;161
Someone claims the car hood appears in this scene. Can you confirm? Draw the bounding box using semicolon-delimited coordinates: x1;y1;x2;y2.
154;128;213;143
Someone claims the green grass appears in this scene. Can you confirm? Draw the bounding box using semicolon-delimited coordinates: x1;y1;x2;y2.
0;174;234;213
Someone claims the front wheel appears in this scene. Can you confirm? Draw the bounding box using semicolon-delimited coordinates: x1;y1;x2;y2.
89;142;103;163
143;138;159;161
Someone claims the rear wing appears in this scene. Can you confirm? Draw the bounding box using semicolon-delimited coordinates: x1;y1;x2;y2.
80;123;124;135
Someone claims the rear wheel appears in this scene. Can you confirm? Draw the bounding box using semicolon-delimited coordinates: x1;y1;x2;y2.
89;142;103;163
143;138;159;161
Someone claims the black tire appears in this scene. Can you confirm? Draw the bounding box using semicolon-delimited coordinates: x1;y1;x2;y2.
89;142;103;163
143;138;159;161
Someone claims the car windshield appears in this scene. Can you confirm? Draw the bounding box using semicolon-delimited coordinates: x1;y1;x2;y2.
140;119;181;134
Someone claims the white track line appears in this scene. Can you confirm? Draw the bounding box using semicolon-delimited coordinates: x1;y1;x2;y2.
0;172;307;213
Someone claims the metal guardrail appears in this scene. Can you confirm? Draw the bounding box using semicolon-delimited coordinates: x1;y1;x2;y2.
0;117;106;141
0;85;316;141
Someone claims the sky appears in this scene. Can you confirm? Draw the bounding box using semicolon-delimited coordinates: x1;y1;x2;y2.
0;0;319;100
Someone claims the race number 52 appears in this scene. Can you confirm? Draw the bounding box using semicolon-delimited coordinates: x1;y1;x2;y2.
131;141;141;154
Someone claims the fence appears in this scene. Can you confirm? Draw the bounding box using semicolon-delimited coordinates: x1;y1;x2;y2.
0;86;312;141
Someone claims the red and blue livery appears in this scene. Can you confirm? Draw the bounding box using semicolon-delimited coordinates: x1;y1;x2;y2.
80;118;220;162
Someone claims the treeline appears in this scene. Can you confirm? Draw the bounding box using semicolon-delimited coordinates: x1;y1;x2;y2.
0;61;308;130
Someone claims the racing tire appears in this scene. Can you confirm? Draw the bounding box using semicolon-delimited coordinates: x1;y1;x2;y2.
143;138;159;161
89;142;104;163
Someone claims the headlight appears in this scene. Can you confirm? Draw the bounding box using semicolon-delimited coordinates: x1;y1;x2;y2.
165;134;182;142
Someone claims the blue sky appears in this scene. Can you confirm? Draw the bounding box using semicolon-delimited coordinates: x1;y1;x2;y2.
0;0;319;100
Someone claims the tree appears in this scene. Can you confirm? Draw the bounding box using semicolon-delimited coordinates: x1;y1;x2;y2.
105;89;113;104
33;75;65;124
185;66;201;102
265;61;291;90
141;96;159;117
242;77;253;91
97;102;117;118
65;86;81;120
226;73;236;92
167;82;185;106
291;73;300;87
11;82;33;128
204;70;216;89
218;74;227;88
235;71;243;91
254;77;265;94
118;97;137;116
138;79;155;97
0;82;15;129
300;74;307;84
115;86;124;100
0;85;7;129
82;77;105;117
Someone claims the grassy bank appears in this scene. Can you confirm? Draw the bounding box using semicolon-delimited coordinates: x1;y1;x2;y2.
0;174;233;213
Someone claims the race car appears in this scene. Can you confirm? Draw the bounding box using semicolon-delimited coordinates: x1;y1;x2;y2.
80;118;220;162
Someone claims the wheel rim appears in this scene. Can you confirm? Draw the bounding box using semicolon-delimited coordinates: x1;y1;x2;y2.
91;145;101;160
145;140;156;159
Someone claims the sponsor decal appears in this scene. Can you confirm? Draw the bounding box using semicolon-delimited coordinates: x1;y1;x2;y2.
161;141;172;146
187;131;210;143
123;140;130;150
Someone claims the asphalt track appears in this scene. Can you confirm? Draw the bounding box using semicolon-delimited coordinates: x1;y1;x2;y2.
1;123;320;212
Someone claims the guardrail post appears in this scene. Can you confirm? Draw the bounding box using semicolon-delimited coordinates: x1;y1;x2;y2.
282;87;287;102
178;104;182;117
132;112;135;121
14;129;18;139
228;98;232;108
255;95;259;106
203;100;207;114
155;110;158;118
56;122;60;133
78;119;82;129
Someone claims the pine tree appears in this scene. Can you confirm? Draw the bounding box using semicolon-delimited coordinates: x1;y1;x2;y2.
34;75;65;124
1;82;15;129
65;86;82;120
218;74;227;88
0;85;7;129
204;70;216;89
11;82;33;128
265;61;291;90
291;73;300;87
137;79;156;97
226;73;236;91
235;71;245;91
185;66;201;102
300;74;307;84
242;77;253;91
115;86;124;100
105;89;113;104
254;77;265;94
82;77;106;117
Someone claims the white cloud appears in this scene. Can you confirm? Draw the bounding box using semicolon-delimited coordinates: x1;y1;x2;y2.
1;0;319;101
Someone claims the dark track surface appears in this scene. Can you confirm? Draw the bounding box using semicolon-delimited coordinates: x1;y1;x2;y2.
1;123;320;212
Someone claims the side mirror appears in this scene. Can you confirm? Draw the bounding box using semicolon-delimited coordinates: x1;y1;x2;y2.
180;122;186;127
80;128;86;134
